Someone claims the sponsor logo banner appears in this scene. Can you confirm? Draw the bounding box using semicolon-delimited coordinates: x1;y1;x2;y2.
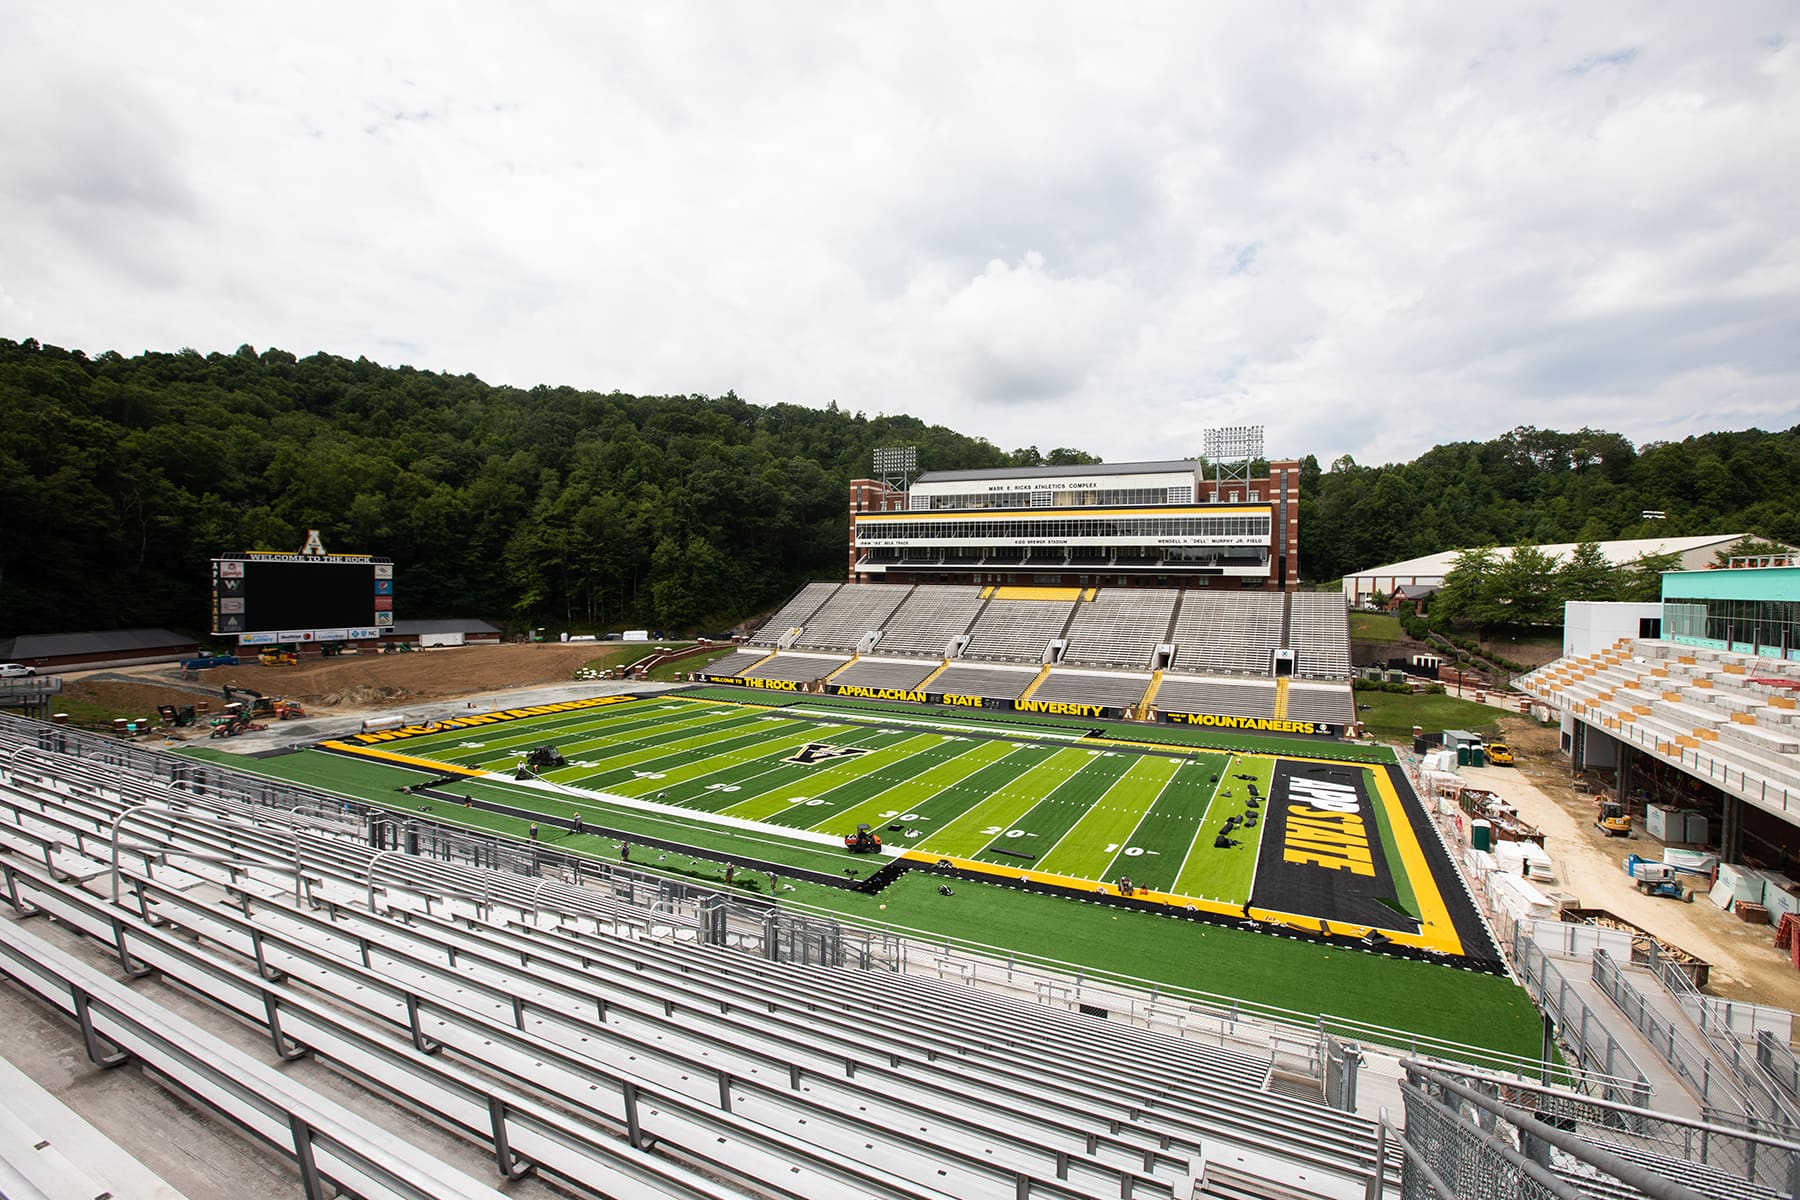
345;694;635;744
1161;711;1334;737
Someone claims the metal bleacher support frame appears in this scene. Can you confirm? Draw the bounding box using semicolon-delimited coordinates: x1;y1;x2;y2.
1392;1059;1800;1200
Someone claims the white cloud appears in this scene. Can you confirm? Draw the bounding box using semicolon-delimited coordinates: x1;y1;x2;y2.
0;2;1795;468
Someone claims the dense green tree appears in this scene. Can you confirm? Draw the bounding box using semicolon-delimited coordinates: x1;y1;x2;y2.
5;337;1800;637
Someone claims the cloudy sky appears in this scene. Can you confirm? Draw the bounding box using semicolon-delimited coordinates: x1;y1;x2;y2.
2;4;1796;467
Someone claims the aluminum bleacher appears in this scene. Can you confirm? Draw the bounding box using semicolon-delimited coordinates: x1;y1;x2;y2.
1169;593;1284;676
0;727;1403;1200
825;657;940;692
792;585;913;651
4;715;1784;1200
926;662;1041;700
873;585;986;657
1030;669;1154;711
963;594;1079;662
1062;590;1179;668
703;647;776;677
1154;675;1278;719
1284;681;1356;726
737;651;849;683
747;581;841;645
1288;594;1352;680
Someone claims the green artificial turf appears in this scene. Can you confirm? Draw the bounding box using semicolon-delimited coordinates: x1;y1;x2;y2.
674;685;1399;762
175;696;1543;1061
800;870;1544;1061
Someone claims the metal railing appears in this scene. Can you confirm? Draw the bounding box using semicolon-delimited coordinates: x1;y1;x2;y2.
1590;946;1772;1131
1512;929;1653;1111
1761;1032;1800;1107
1643;939;1800;1136
1398;1059;1800;1200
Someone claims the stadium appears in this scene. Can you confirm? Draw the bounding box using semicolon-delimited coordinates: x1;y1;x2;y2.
0;442;1794;1200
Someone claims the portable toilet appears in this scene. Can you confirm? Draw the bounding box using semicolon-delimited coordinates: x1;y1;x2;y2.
1471;820;1493;852
1470;743;1486;768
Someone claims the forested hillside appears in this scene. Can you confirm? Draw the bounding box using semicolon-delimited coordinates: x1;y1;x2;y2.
4;337;1798;636
1297;426;1800;582
0;340;1016;634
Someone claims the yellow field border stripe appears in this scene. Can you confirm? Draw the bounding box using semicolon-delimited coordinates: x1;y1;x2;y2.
319;741;492;776
900;851;1397;939
1367;767;1463;956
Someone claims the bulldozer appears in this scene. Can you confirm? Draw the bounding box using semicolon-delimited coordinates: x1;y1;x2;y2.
1596;800;1632;837
259;648;298;666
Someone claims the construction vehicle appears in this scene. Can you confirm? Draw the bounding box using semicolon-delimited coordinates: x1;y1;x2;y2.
844;823;883;853
221;688;305;721
260;648;298;666
1624;854;1696;901
1596;800;1633;837
156;704;197;728
180;653;239;670
1485;741;1514;766
524;746;567;772
208;706;267;738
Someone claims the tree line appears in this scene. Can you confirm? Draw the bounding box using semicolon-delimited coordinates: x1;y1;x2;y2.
0;339;1088;635
3;337;1797;637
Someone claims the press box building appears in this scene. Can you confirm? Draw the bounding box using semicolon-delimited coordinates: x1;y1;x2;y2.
848;458;1303;591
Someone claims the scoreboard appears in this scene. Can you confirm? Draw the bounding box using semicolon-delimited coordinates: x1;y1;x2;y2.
211;552;394;643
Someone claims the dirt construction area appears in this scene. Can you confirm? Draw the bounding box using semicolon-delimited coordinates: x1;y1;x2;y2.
1461;709;1800;1012
62;643;650;727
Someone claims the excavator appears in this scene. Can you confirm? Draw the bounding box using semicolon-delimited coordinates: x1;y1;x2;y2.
1596;800;1632;837
222;686;306;721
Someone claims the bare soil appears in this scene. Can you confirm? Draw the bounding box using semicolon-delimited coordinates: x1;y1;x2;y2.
63;643;644;723
1466;710;1800;1011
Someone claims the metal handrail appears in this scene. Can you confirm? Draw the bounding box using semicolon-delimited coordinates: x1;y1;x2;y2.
1403;1061;1715;1200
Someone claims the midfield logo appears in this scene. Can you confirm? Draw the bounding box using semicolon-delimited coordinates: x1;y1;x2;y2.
787;743;872;765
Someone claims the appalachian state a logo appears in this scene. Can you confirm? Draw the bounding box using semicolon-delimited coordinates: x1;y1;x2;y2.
787;742;872;764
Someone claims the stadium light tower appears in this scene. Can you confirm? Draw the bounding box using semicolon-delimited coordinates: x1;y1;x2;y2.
1201;424;1264;492
872;446;918;493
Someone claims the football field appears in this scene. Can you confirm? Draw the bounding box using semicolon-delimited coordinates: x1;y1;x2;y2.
324;692;1493;963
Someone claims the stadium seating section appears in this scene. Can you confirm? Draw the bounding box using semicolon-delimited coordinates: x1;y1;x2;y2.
733;584;1357;723
1289;593;1353;679
826;656;940;691
0;717;1405;1200
1169;593;1284;675
927;662;1041;700
963;595;1079;662
1061;589;1179;668
1028;669;1154;710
